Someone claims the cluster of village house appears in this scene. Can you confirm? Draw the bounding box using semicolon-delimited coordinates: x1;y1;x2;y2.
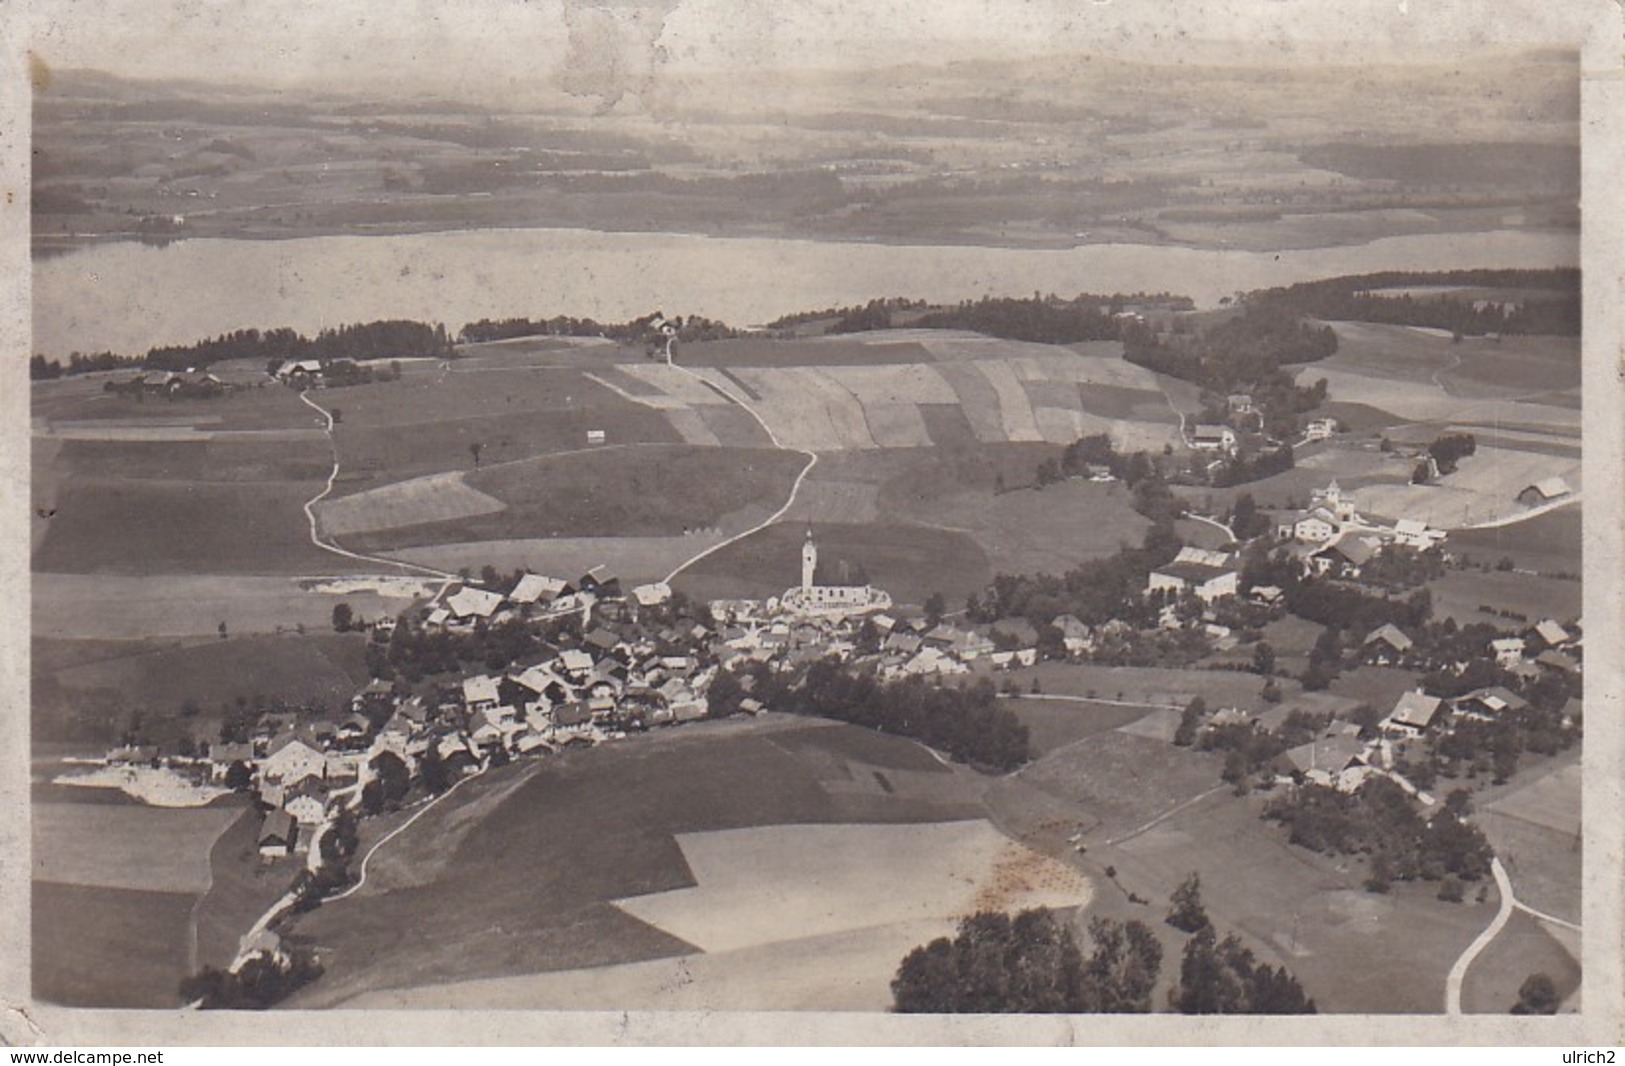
1143;480;1446;610
97;482;1580;856
1184;393;1339;458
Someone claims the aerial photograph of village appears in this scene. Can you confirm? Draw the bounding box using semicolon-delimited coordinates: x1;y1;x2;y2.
25;0;1591;1025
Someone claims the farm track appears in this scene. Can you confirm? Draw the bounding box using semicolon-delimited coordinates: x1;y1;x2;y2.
1444;854;1581;1014
660;362;819;585
296;390;459;589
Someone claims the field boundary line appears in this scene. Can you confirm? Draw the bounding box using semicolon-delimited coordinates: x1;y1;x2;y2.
1019;693;1184;711
295;390;459;589
1098;785;1227;849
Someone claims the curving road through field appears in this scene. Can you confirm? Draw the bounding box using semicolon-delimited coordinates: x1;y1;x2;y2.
659;364;819;585
1443;855;1580;1014
296;389;460;587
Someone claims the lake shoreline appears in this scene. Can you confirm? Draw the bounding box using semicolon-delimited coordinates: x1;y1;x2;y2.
32;224;1581;358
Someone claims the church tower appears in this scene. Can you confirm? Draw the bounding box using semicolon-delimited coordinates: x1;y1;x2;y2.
802;528;817;592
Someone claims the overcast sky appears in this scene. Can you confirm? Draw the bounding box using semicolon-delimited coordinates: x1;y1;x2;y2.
26;0;1595;108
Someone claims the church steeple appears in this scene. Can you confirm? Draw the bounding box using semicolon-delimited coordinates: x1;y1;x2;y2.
801;528;817;592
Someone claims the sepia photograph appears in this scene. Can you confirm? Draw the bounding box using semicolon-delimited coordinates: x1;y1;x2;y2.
10;0;1622;1045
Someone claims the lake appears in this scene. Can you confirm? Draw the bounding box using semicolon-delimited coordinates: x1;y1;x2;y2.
31;226;1578;357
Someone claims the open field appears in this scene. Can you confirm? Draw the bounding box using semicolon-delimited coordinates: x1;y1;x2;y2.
1002;699;1155;758
342;444;799;549
50;436;332;482
1450;505;1582;574
345;919;964;1011
33;477;337;575
33;802;240;894
989;662;1295;713
381;534;722;586
1352;446;1579;527
1429;569;1582;628
32;375;324;433
1317;323;1579;397
283;716;999;1008
37;633;372;736
1477;759;1581;925
32;798;248;1007
327;369;683;491
678;334;939;369
34;573;426;641
315;471;507;537
1005;729;1225;841
598;334;1177;454
33;882;198;1008
1460;910;1581;1014
1098;794;1495;1013
673;521;991;606
889;480;1151;577
615;821;1089;954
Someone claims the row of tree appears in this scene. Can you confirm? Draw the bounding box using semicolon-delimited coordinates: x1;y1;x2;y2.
892;910;1162;1014
457;310;737;346
152;320;453;371
1244;268;1580;337
746;661;1030;772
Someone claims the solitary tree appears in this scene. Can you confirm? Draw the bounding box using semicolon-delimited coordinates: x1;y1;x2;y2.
331;602;354;632
1511;973;1560;1015
223;760;253;791
1167;872;1210;933
1252;642;1276;677
469;441;483;468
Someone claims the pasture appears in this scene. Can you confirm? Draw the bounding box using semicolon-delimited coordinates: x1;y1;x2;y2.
1460;910;1580;1014
1007;729;1225;841
340;445;801;549
1003;699;1158;758
282;717;999;1008
1477;759;1581;925
673;521;991;606
50;436;332;483
32;799;245;1007
41;632;371;726
315;471;507;538
33;477;337;576
34;573;424;641
991;662;1294;712
1097;795;1495;1013
326;367;683;491
33;882;198;1008
33;802;239;893
381;534;722;587
1450;506;1582;575
1428;570;1582;628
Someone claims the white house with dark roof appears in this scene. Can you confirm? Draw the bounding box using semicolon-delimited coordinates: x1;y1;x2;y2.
1533;619;1572;648
1362;624;1414;664
1383;691;1445;737
462;674;501;713
1147;546;1238;603
260;735;326;785
1190;424;1237;453
509;573;566;605
446;586;504;620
